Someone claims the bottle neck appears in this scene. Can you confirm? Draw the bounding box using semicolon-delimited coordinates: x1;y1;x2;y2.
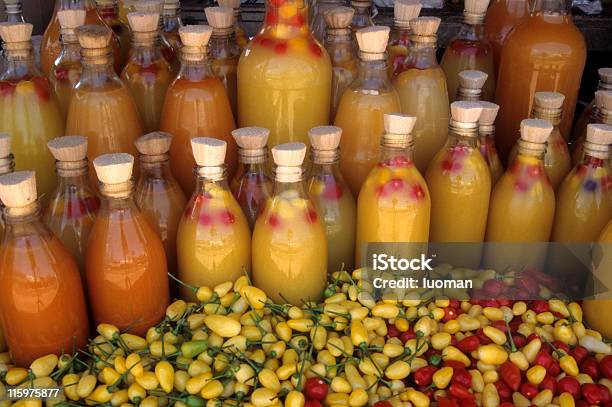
582;142;610;161
311;148;340;165
380;144;415;165
56;159;88;178
58;41;82;64
357;59;390;87
57;171;92;195
462;10;486;26
210;30;238;50
598;80;612;92
326;28;352;43
99;180;134;199
195;171;230;193
139;155;173;178
408;36;438;68
447;128;480;149
532;0;571;15
2;202;40;223
130;35;164;64
0;156;15;175
594;107;611;125
1;41;40;80
479;124;496;140
236;161;268;178
532;106;562;126
80;46;119;86
5;2;25;22
352;2;373;28
456;23;486;41
262;0;309;38
273;178;307;196
456;87;482;102
517;139;547;159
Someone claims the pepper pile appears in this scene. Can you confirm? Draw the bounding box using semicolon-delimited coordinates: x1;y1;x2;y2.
0;268;611;407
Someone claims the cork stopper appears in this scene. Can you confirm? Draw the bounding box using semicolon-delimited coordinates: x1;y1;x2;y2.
191;137;227;167
133;0;164;13
384;113;416;135
519;119;553;143
309;126;342;150
134;132;172;156
0;171;37;209
534;92;565;109
478;101;499;126
450;101;483;131
598;67;612;85
0;134;11;158
595;90;612;112
232;127;269;150
394;0;422;26
58;9;87;31
76;24;112;49
324;7;354;29
0;22;32;43
459;70;488;90
272;143;307;167
93;153;135;185
409;17;440;42
48;136;88;162
218;0;241;10
356;26;390;61
127;12;160;32
463;0;489;24
586;124;612;145
205;7;234;30
179;25;213;47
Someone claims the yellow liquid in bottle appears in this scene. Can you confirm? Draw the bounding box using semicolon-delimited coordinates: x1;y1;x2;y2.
325;36;358;122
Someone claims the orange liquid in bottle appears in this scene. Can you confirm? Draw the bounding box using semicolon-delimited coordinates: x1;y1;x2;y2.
97;0;130;69
484;0;529;72
0;135;14;354
478;101;504;185
86;153;169;336
0;171;89;367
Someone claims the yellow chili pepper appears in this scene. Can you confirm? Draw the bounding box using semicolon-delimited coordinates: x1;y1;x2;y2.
559;354;579;376
405;388;430;407
509;351;529;371
89;385;113;404
121;334;147;351
140;396;158;407
432;367;453;389
127;383;146;403
442;346;470;367
97;323;120;340
371;303;400;319
284;390;305;407
531;388;552;407
287;319;314;333
258;368;281;392
348;388;368;406
483;307;505;321
5;368;28;386
477;344;508;365
331;376;352;393
482;383;500;407
62;374;80;401
483;326;507;346
76;374;97;399
559;392;576;407
385;361;411;380
29;354;58;379
102;367;121;386
522;338;542;363
526;365;546;385
350;320;369;347
251;387;277;406
204;315;242;337
240;286;268;310
155;361;174;393
201;380;224;399
135;371;159;391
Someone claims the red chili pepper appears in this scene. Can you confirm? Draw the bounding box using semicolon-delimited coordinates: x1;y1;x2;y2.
443;307;459;322
549;359;561;377
400;329;416;343
600;384;612;403
500;361;521;391
451;368;472;388
304;401;322;407
459;399;478;407
437;397;460;407
414;365;437;387
303;377;328;401
531;300;549;314
500;403;514;407
457;335;480;353
444;360;468;370
494;381;512;401
553;340;570;355
576;401;589;407
512;333;527;349
540;342;553;354
526;333;540;343
581;383;607;405
558;376;581;399
449;299;460;309
372;402;393;407
479;299;499;308
520;382;539;399
540;374;557;395
475;329;493;345
491;320;508;333
534;350;553;370
601;355;612;380
580;357;601;381
571;345;589;365
387;324;400;338
497;298;512;307
449;384;475;400
482;279;506;297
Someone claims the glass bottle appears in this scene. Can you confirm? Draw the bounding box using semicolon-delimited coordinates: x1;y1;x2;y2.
176;138;251;301
307;126;356;272
218;0;249;50
96;0;130;68
131;0;177;69
0;134;14;239
252;143;327;305
478;101;503;184
237;0;332;147
0;23;64;206
3;0;25;23
387;0;421;79
0;171;89;367
494;0;586;162
335;26;401;197
483;119;555;271
121;11;172;133
572;67;611;149
350;0;374;37
552;124;612;243
323;6;358;122
572;91;612;166
159;0;183;73
509;92;571;189
134;132;187;280
484;0;529;72
49;9;86;119
393;17;449;174
311;0;345;43
355;114;430;267
44;136;100;274
441;0;496;103
86;153;169;336
160;25;236;196
455;69;487;102
230;127;273;230
206;6;240;120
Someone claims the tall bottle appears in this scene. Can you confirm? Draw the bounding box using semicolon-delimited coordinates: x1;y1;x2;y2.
0;171;89;367
160;0;183;72
134;132;187;279
483;119;555;270
49;10;87;119
230;127;273;230
176;138;251;300
86;153;169;335
206;6;240;119
477;101;503;184
573;67;612;147
335;26;401;197
311;0;346;43
323;6;358;122
441;0;496;103
393;17;449;174
253;143;327;304
95;0;130;68
355;114;430;266
218;0;248;50
455;69;487;101
572;91;612;165
509;92;571;189
307;126;356;272
67;25;143;181
160;25;236;195
237;0;332;147
494;0;586;162
121;11;172;133
44;136;100;274
484;0;529;72
0;23;64;205
387;0;422;78
350;0;374;36
552;124;612;243
131;0;176;71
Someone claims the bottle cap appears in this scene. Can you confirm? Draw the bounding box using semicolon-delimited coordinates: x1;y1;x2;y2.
232;127;269;150
478;101;499;127
76;24;112;49
58;9;87;30
0;171;36;209
309;126;342;150
586;124;612;145
384;113;416;135
191;137;227;167
205;7;234;30
93;153;135;184
409;17;440;41
0;134;11;158
0;22;32;44
135;132;173;156
519;119;553;143
463;0;489;24
450;101;483;125
127;11;160;32
356;26;390;61
179;25;213;47
48;136;88;162
394;0;422;26
458;70;488;90
598;67;612;85
272;143;307;167
595;90;612;112
133;0;164;13
534;92;565;109
324;6;354;29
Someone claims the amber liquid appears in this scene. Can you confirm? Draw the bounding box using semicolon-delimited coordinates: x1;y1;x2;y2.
485;0;529;72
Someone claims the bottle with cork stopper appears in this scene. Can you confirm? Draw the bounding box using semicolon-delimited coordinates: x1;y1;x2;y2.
350;0;374;39
307;125;356;272
455;69;488;102
160;0;184;68
509;92;571;189
0;22;64;207
323;6;358;122
3;0;25;23
95;0;130;67
311;0;349;43
0;133;14;238
121;10;172;133
440;0;496;103
217;0;248;50
387;0;422;78
393;16;450;174
131;0;177;73
252;142;327;305
49;9;87;119
86;152;169;335
484;0;529;72
572;90;612;166
160;25;236;196
205;6;241;119
176;138;251;301
573;67;612;145
230;127;273;230
477;101;503;184
0;171;90;367
44;135;100;272
66;24;143;183
355;113;430;267
335;26;401;198
134;131;187;280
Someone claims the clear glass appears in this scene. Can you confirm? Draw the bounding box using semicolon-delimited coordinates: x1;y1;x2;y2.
135;159;187;280
96;1;130;69
230;161;273;230
311;0;345;43
335;59;401;197
351;2;374;35
0;210;89;366
571;111;610;166
485;0;529;72
324;32;358;122
393;43;450;174
237;0;332;147
209;32;241;120
49;41;83;118
176;174;251;301
161;14;182;75
85;191;170;336
387;26;411;78
252;180;327;305
479;133;504;184
307;160;356;272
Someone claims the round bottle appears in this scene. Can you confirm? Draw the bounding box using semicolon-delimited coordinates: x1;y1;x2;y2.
477;101;503;184
484;0;529;72
218;0;249;50
387;0;421;78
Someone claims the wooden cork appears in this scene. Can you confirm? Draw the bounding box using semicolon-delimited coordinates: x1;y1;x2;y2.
76;25;112;49
520;119;553;143
595;90;612;110
133;0;164;13
586;124;612;145
309;126;342;150
135;132;172;155
324;6;354;29
272;143;307;167
191;137;227;167
394;0;422;23
451;101;483;123
409;17;440;36
0;134;10;158
232;127;269;149
218;0;241;10
0;171;36;208
205;7;234;29
534;92;565;109
356;26;390;55
0;22;33;43
458;70;488;90
464;0;489;15
179;25;213;47
598;67;612;84
93;153;135;184
384;113;416;134
478;101;499;126
58;9;87;30
128;12;160;32
48;136;88;162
